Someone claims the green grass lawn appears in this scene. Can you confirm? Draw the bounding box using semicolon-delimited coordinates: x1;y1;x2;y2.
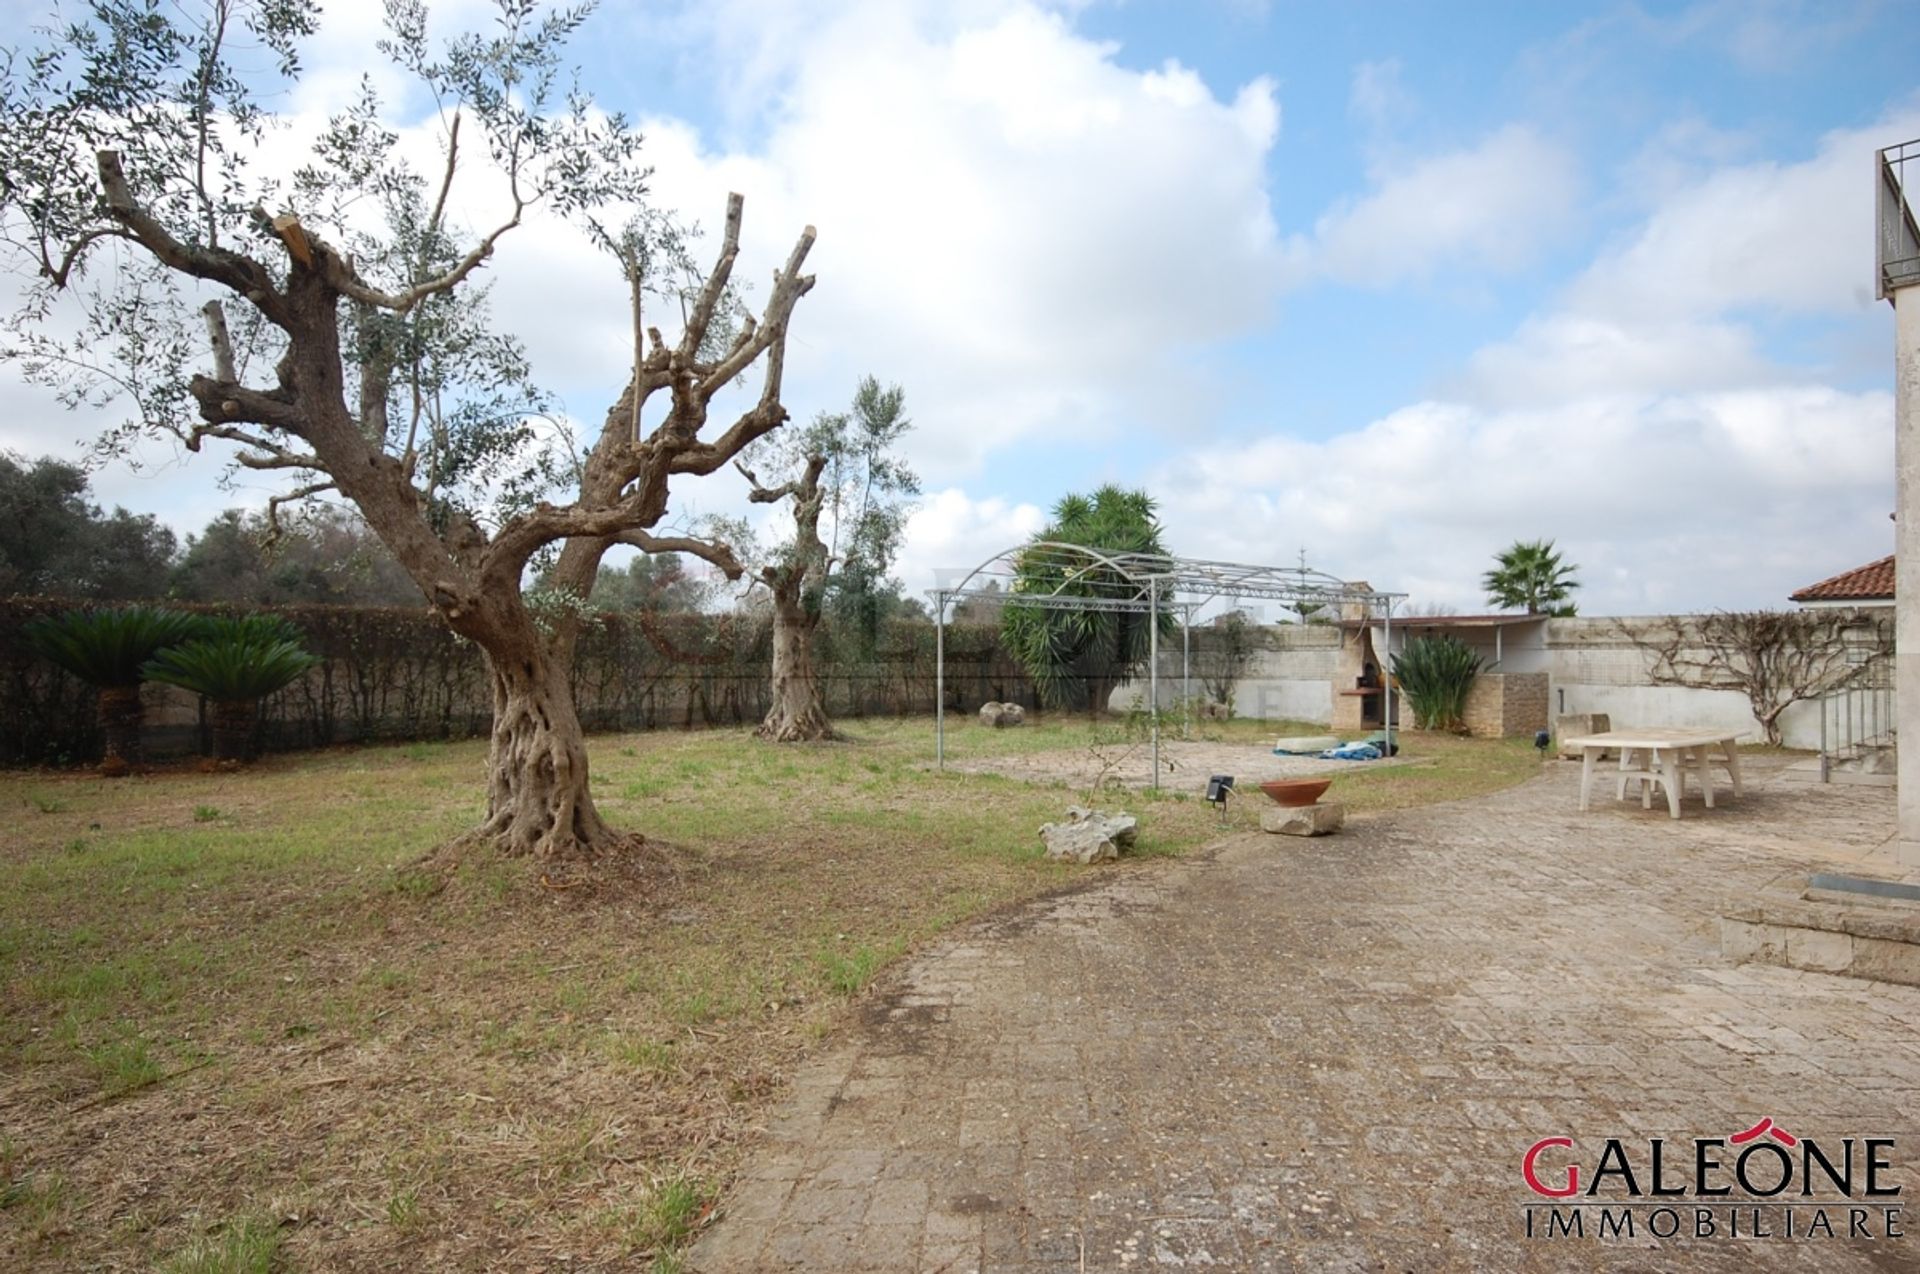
0;714;1542;1271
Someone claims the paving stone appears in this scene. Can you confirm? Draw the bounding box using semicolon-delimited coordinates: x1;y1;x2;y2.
691;760;1919;1271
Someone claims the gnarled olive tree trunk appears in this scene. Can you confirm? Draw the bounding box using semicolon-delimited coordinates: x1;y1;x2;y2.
762;590;834;742
476;645;615;856
750;454;837;742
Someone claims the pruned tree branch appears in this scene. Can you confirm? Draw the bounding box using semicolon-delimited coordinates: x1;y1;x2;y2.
613;529;744;581
201;301;236;383
325;211;521;314
95;151;287;325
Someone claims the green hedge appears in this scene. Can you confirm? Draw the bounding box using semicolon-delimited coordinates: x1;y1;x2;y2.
0;597;1034;766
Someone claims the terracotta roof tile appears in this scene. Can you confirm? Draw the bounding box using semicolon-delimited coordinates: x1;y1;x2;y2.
1790;555;1894;602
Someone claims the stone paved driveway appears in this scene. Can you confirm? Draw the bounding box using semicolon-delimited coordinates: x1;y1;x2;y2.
691;760;1920;1272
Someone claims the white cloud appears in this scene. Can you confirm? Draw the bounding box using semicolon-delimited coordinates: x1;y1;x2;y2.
1287;124;1581;288
1150;385;1892;615
1450;313;1777;407
490;1;1292;484
1348;58;1413;142
898;487;1047;599
1567;106;1920;320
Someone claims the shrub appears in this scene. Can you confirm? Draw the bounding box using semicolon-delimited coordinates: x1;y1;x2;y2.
21;607;205;772
1391;635;1484;732
144;629;320;763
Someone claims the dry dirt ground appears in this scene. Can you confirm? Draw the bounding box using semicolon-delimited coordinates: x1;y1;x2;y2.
941;738;1419;794
691;756;1920;1272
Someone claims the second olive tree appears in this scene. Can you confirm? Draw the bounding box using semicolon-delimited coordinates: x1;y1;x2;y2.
724;378;918;741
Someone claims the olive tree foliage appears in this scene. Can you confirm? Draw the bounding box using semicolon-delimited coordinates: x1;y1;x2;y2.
0;0;818;860
718;376;918;741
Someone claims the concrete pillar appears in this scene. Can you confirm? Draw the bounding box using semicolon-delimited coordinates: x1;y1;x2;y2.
1898;288;1920;865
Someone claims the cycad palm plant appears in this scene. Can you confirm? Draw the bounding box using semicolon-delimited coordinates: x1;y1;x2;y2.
22;607;206;774
1390;635;1485;732
143;617;319;763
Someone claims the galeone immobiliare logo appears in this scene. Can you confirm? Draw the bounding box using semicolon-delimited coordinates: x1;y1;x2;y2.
1519;1119;1904;1242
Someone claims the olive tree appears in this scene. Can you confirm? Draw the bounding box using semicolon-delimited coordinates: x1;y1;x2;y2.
0;0;816;859
724;377;917;741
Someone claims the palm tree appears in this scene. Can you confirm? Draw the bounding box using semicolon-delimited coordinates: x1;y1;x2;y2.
1001;486;1176;712
143;617;319;763
23;607;206;774
1483;540;1580;616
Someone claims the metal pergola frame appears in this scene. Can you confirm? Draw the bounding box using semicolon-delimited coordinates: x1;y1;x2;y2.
929;542;1406;786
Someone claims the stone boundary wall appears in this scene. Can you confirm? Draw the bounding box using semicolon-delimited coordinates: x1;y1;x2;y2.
1121;624;1343;724
1159;614;1882;750
1544;615;1853;750
0;596;1033;766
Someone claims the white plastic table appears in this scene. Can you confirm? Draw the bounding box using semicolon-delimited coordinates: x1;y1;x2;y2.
1562;729;1745;820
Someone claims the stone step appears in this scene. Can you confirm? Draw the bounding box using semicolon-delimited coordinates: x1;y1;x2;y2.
1722;883;1920;987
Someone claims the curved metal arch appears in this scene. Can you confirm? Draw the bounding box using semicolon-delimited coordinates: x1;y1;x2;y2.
934;539;1165;614
930;540;1406;784
930;541;1401;614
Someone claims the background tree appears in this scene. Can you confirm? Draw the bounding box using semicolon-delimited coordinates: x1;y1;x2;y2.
1194;609;1261;710
1630;609;1891;746
1484;539;1579;615
1;0;817;859
582;552;710;614
951;579;1006;625
1002;485;1175;713
726;376;918;741
1284;549;1329;624
172;506;425;606
0;453;177;599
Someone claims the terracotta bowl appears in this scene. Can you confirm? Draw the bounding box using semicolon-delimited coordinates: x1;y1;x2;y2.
1258;777;1332;807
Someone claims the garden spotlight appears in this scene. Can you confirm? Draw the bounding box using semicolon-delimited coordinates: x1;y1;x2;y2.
1205;774;1235;823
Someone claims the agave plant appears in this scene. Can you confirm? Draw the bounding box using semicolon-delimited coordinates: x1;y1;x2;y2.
1390;635;1485;732
143;621;320;763
22;607;207;774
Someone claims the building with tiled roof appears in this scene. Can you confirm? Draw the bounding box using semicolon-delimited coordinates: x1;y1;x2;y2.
1789;555;1894;607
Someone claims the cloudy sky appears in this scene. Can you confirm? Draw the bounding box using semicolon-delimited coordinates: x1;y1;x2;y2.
6;0;1918;617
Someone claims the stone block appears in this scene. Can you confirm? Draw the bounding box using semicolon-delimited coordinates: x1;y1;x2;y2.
1785;926;1854;973
1556;713;1611;758
1845;936;1920;987
1259;803;1346;836
1719;917;1791;964
1040;806;1138;863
